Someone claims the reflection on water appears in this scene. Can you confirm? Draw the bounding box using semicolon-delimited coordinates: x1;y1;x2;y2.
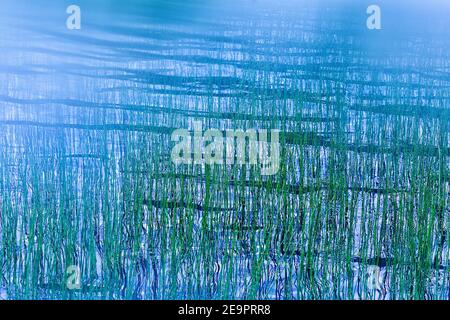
0;0;448;299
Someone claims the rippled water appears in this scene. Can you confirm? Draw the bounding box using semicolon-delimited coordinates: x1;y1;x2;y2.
0;0;448;299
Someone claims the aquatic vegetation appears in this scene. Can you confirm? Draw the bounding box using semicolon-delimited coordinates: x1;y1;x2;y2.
0;0;448;300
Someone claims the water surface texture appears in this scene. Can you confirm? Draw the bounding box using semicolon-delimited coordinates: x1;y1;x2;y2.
0;0;449;299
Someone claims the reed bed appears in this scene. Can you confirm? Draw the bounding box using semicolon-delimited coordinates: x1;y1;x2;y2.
0;0;448;300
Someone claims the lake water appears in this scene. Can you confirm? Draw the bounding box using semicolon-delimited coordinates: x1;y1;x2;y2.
0;0;448;300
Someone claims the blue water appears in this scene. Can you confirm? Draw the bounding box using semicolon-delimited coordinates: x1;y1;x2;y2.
0;0;448;300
